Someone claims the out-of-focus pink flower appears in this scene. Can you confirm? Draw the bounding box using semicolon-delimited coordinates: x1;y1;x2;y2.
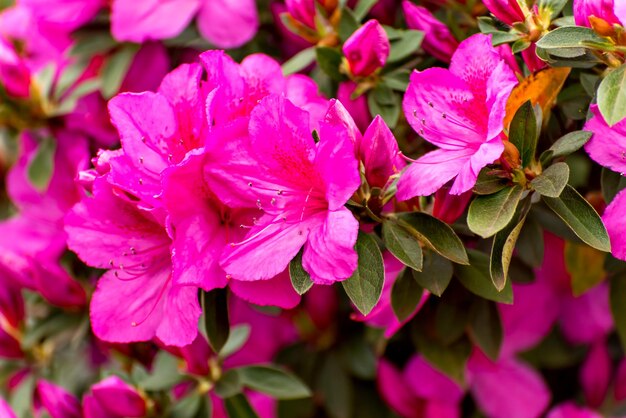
547;403;603;418
432;187;472;224
402;1;458;63
467;349;550;418
217;95;360;285
337;81;372;132
573;0;623;27
0;36;30;98
378;356;462;418
583;106;626;260
398;33;517;198
83;376;147;417
0;398;17;418
521;44;547;73
20;0;102;31
111;0;259;49
483;0;526;25
270;3;312;57
616;358;626;401
285;0;336;29
343;20;390;77
35;380;81;418
580;340;612;408
353;253;428;337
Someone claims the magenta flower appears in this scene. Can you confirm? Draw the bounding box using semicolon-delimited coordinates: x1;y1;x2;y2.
0;398;16;418
343;19;390;77
377;356;463;418
398;33;518;198
483;0;526;25
111;0;259;49
0;36;30;98
402;1;459;63
65;177;201;346
83;376;146;417
573;0;623;27
547;403;603;418
580;339;611;408
584;105;626;260
35;380;81;418
218;95;360;284
284;0;320;29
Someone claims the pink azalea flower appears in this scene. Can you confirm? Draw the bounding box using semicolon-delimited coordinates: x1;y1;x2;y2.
83;376;147;417
352;252;428;337
483;0;526;25
65;176;201;346
584;105;626;260
285;0;325;29
0;398;17;418
19;0;102;31
0;36;30;98
377;356;463;418
432;187;473;224
217;95;361;285
580;339;611;408
337;81;372;132
343;19;390;77
35;380;81;418
402;1;459;63
615;358;626;401
573;0;623;27
547;403;603;418
467;349;550;418
398;33;518;198
111;0;259;49
322;99;405;189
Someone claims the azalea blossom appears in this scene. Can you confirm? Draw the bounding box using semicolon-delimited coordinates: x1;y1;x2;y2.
398;33;518;198
402;1;458;63
343;19;390;78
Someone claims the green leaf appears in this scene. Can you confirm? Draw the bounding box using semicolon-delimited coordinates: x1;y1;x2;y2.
101;45;139;99
391;268;424;321
342;232;385;315
536;26;608;50
239;365;311;400
542;185;611;252
474;168;508;195
382;68;410;91
490;210;527;291
516;217;545;267
508;101;539;167
538;0;569;19
202;288;230;354
315;46;344;82
411;250;454;297
565;241;606;296
224;394;260;418
32;64;56;99
610;273;626;351
397;212;469;265
353;0;377;20
215;369;243;398
468;299;503;361
139;351;182;391
317;353;353;418
27;137;56;192
282;47;316;75
388;30;424;63
467;186;524;238
539;130;593;165
511;38;531;54
531;162;570;197
382;219;423;271
601;167;626;204
367;84;401;128
598;64;626;126
289;249;313;295
338;8;359;42
455;250;514;304
168;393;212;418
220;324;251;358
337;338;376;379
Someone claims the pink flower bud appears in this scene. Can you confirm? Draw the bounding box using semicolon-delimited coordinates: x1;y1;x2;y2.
483;0;525;25
343;20;390;77
90;376;147;417
402;1;458;63
0;37;30;98
35;380;81;418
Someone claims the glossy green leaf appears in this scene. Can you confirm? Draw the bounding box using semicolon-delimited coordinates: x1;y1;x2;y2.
411;250;454;297
353;0;378;20
531;162;570;197
224;394;260;418
598;64;626;126
342;232;385;315
467;186;524;238
282;47;316;75
468;299;503;360
315;47;344;81
27;137;56;192
220;325;251;358
490;211;527;291
289;249;314;295
542;185;611;252
202;288;230;354
215;369;243;398
391;268;424;321
397;212;469;265
367;84;401;128
382;219;423;271
168;393;212;418
455;250;514;304
508;101;539;167
239;366;311;400
538;0;569;19
540;130;593;165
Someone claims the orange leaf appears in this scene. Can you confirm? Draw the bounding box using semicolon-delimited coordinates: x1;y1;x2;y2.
503;67;571;129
